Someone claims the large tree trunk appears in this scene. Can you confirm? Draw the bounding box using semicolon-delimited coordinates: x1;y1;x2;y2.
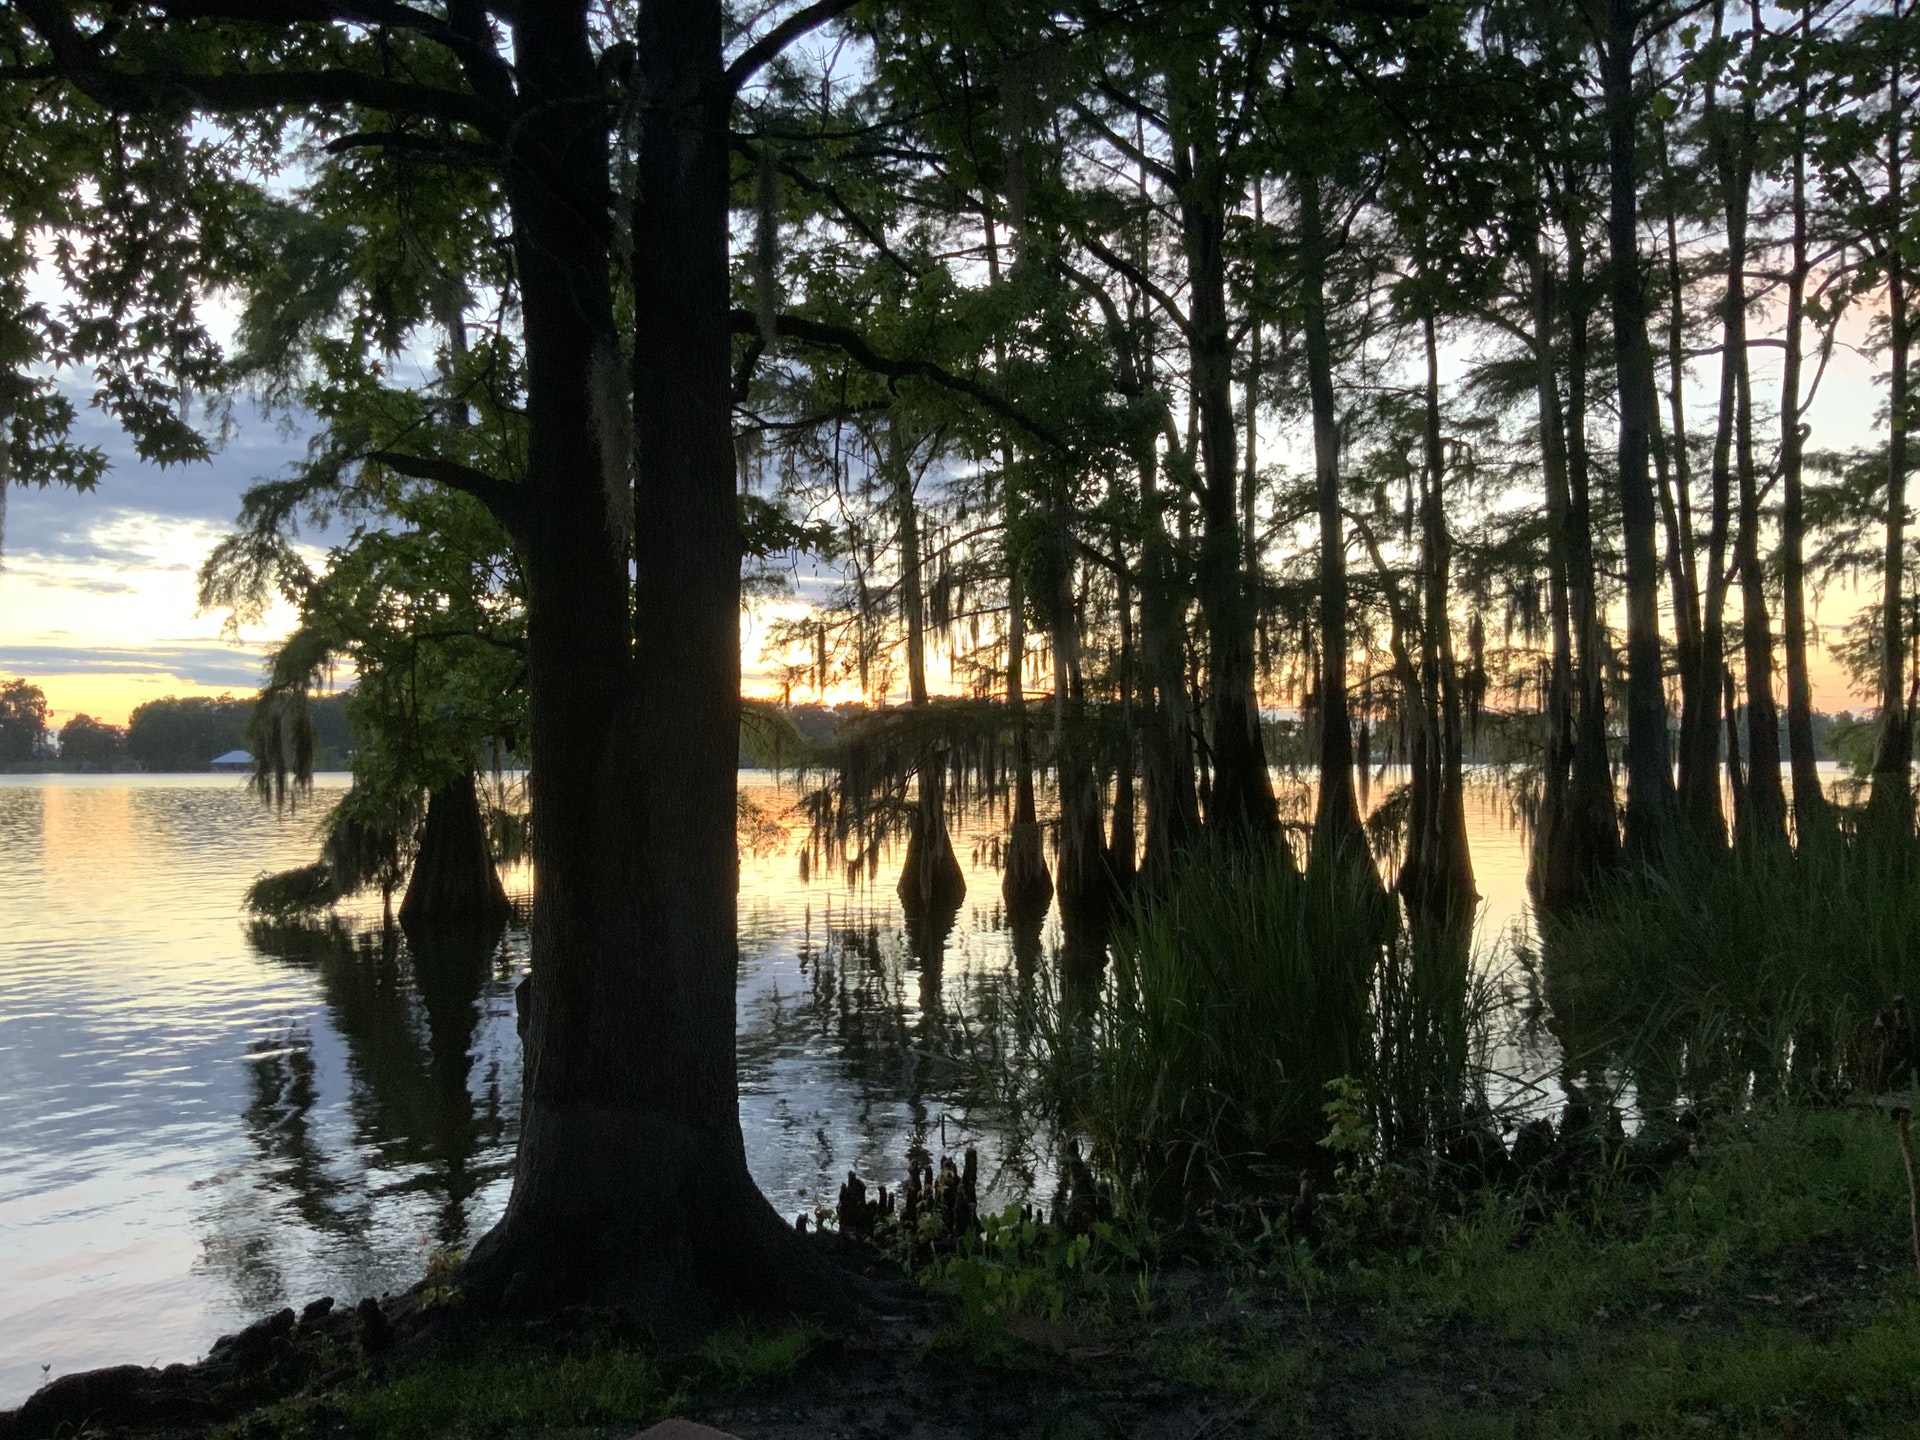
1656;125;1706;815
1137;444;1201;879
1107;554;1139;892
1001;527;1054;918
1398;309;1475;924
1602;0;1679;857
1781;18;1831;840
1530;234;1581;909
1717;29;1787;846
1179;161;1278;845
469;0;832;1321
1049;524;1109;977
1300;168;1367;864
1872;8;1916;835
399;773;511;929
892;419;965;916
1548;201;1621;901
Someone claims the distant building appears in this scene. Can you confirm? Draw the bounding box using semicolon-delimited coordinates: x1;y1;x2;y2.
210;750;253;773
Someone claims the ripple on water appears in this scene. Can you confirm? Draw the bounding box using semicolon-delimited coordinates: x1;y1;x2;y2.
1;768;1546;1406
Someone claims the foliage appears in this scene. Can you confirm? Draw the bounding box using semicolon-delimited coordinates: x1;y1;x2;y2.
0;676;48;761
1539;836;1920;1107
125;694;251;772
54;713;124;766
923;1202;1102;1358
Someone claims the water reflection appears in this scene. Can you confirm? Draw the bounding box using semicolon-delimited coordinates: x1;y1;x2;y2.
242;918;515;1250
1;767;1546;1403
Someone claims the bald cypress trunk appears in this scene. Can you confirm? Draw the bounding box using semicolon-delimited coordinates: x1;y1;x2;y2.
1781;20;1831;840
1718;23;1786;847
1872;4;1916;836
1602;0;1679;857
1300;169;1366;865
399;773;510;929
1002;545;1053;917
892;420;965;917
1178;150;1277;846
471;0;833;1319
1561;203;1622;890
1138;444;1201;878
1398;309;1475;924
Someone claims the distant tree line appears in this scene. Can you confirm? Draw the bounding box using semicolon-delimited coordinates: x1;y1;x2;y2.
0;678;355;771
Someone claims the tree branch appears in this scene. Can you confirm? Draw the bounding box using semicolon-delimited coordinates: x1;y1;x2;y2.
367;450;527;533
18;0;507;137
724;0;863;98
736;310;1066;450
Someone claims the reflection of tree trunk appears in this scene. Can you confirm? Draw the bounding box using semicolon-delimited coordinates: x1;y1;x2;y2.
1602;0;1678;856
400;773;511;928
1781;28;1831;839
407;918;506;1244
1873;8;1915;834
1300;168;1365;864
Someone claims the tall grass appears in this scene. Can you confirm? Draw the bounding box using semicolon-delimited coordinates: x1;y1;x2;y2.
949;844;1498;1208
1091;846;1378;1197
1540;833;1920;1104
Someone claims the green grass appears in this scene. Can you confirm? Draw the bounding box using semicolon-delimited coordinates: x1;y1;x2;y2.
209;1107;1920;1439
1540;833;1920;1102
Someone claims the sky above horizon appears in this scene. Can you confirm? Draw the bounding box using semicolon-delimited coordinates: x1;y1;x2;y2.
0;308;1899;731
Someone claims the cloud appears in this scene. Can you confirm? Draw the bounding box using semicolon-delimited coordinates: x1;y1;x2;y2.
0;641;270;689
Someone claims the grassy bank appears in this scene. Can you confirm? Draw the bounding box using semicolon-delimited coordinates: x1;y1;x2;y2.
187;1102;1917;1440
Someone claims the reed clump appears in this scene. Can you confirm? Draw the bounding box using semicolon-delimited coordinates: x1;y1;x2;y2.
1540;832;1920;1103
955;844;1497;1209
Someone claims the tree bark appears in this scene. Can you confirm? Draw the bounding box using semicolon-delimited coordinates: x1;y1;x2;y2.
891;419;965;915
1001;518;1054;917
1137;443;1201;879
470;0;835;1321
1719;16;1786;845
1602;0;1679;857
1530;232;1581;909
1555;198;1622;898
1781;9;1831;839
1300;168;1367;864
1178;149;1278;845
1050;525;1109;977
399;772;511;929
1398;308;1475;924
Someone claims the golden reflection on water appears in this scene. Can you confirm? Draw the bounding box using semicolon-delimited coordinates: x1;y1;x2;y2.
1;767;1553;1404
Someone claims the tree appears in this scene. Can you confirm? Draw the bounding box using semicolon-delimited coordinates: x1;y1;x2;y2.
0;677;47;761
58;713;124;766
125;695;251;771
13;0;857;1321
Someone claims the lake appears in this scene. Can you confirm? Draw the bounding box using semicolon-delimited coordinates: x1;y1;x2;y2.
0;768;1541;1403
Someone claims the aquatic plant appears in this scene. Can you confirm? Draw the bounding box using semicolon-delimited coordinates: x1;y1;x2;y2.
947;844;1494;1209
1540;833;1920;1106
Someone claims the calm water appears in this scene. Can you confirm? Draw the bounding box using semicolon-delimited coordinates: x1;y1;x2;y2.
0;769;1538;1403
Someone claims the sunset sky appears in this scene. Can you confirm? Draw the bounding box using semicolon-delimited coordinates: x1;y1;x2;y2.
0;315;1896;730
